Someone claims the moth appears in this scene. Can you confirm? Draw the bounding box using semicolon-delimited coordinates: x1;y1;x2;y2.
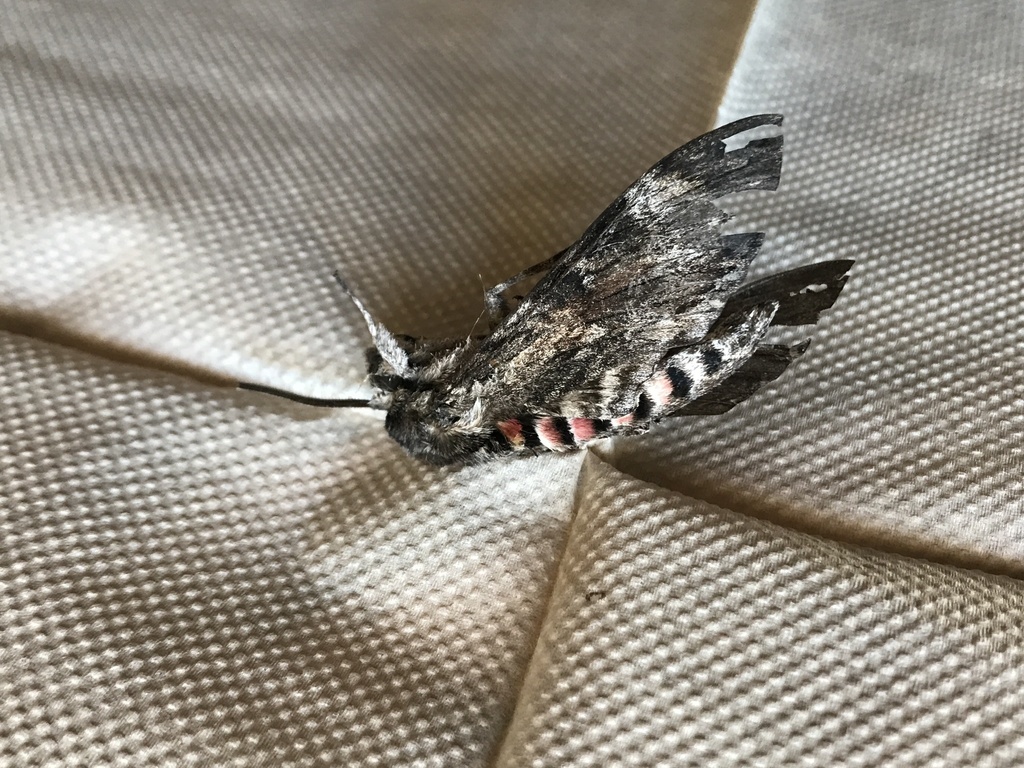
241;114;852;465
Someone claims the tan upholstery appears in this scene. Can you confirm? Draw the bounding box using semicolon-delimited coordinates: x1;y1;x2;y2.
2;1;1022;765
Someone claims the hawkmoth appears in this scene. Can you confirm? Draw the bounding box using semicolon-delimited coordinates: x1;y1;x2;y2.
241;114;852;465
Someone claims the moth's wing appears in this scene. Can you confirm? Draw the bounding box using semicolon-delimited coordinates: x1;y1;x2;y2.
674;259;853;414
450;114;785;418
719;259;853;328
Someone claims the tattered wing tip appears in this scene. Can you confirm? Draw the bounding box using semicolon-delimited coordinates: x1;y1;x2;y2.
722;259;854;328
830;259;856;288
774;259;854;325
709;113;784;143
790;338;812;358
673;337;809;416
696;113;785;195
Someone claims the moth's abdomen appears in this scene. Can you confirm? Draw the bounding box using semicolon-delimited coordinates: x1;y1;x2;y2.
493;392;666;455
496;415;613;453
493;391;670;455
491;302;780;457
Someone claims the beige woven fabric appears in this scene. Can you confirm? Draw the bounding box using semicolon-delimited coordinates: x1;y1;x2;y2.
498;456;1024;767
3;0;1023;765
0;329;586;765
0;1;755;766
609;0;1024;573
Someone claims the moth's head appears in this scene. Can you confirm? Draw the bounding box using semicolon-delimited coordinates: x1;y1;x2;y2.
337;275;495;464
384;387;496;466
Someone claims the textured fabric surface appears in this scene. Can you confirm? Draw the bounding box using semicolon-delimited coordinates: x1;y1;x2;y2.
0;330;584;766
0;1;756;766
498;456;1024;767
608;0;1024;573
0;0;753;395
4;0;1024;765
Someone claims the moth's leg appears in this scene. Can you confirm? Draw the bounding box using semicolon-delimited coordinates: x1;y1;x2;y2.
484;247;568;326
365;335;464;391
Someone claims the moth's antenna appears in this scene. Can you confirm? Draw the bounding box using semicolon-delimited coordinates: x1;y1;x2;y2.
238;381;373;409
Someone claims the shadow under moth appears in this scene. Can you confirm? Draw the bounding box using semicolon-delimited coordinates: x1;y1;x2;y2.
241;114;851;465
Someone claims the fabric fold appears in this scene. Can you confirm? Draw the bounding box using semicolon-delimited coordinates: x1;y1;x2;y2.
497;454;1024;767
610;0;1024;573
0;2;758;764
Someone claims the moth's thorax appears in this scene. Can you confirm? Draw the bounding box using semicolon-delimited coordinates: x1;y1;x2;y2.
384;389;494;465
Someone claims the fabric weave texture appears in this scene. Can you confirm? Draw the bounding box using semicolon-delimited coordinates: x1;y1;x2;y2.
2;0;1023;766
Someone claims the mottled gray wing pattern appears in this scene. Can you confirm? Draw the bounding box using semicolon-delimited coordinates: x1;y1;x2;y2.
447;114;785;419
